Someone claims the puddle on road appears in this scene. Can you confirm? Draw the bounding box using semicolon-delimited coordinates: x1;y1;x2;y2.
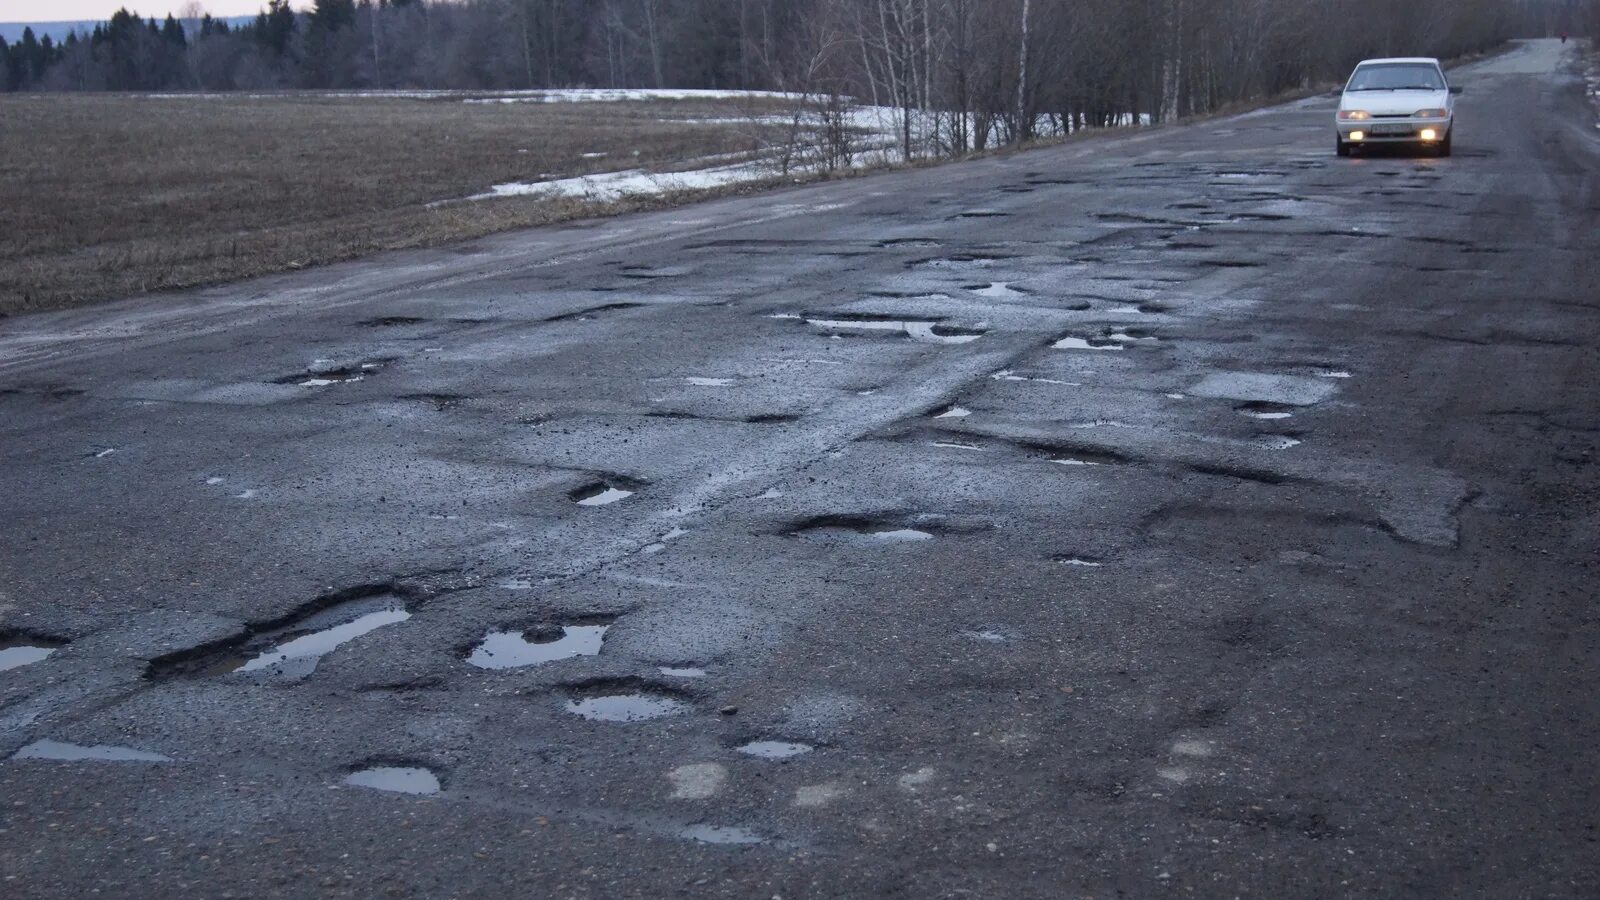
12;739;170;762
932;441;985;452
909;254;1009;272
873;528;935;542
573;483;636;507
0;635;67;673
565;682;689;722
803;316;984;345
786;515;944;544
992;370;1078;386
218;596;411;680
1255;435;1304;450
1237;402;1295;420
738;741;813;759
1052;457;1104;467
934;406;972;419
344;766;441;795
968;282;1032;299
1056;556;1105;567
1054;336;1125;351
467;623;610;670
680;824;764;845
276;360;385;387
685;376;735;387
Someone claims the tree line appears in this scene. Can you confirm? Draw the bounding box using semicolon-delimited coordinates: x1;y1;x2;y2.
3;1;1593;147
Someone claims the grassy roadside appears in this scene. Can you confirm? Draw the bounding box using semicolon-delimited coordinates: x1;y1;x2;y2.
0;93;792;317
0;47;1514;319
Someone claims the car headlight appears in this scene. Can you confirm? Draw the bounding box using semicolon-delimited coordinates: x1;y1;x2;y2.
1415;108;1448;119
1338;110;1370;121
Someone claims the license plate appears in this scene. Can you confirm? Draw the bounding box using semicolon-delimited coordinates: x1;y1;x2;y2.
1371;123;1412;135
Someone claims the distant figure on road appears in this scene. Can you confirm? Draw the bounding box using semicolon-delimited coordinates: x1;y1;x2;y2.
1560;32;1567;44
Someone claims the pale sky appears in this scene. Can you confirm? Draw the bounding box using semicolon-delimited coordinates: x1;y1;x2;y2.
1;0;297;23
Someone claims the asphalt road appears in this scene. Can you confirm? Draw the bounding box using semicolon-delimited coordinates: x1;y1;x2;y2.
2;39;1598;899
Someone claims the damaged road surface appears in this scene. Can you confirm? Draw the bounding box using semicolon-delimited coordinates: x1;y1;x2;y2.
2;40;1598;898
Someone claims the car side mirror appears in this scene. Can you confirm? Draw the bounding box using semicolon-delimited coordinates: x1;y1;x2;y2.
1449;86;1463;95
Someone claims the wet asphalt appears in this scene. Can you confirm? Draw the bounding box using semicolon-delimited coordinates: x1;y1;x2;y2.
2;39;1598;899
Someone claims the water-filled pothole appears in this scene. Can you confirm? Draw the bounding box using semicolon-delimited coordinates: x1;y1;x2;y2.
967;283;1032;299
571;478;642;507
12;739;170;762
802;315;984;345
1054;336;1126;351
564;680;689;722
0;633;67;672
909;254;1011;271
934;406;972;419
467;622;611;670
738;740;813;759
784;515;950;543
1255;435;1303;451
659;666;708;679
344;765;441;795
1237;402;1295;420
274;360;387;387
680;824;764;845
202;593;410;680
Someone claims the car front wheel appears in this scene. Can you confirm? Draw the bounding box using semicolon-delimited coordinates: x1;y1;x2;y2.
1437;129;1453;157
1336;136;1351;157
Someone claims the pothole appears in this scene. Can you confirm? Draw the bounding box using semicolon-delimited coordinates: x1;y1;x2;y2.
908;254;1010;272
155;589;412;681
1255;435;1304;451
466;621;612;670
0;633;67;672
563;680;689;723
1054;336;1126;351
680;824;764;845
801;315;984;345
659;666;708;679
933;406;972;419
737;741;813;759
967;282;1032;299
357;316;429;327
545;302;645;323
571;478;642;507
273;360;387;387
344;765;441;795
784;515;955;543
12;740;170;763
1237;402;1295;420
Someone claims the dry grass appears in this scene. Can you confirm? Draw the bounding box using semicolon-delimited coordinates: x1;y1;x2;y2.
0;92;791;316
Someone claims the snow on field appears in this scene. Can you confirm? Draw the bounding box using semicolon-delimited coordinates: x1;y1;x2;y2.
463;88;802;104
140;88;803;103
471;158;779;202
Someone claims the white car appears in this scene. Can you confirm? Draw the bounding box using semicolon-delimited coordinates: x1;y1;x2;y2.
1335;57;1460;157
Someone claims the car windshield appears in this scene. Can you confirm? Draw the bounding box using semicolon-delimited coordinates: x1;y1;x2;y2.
1346;63;1446;91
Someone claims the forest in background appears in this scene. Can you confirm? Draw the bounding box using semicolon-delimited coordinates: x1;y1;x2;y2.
3;0;1597;154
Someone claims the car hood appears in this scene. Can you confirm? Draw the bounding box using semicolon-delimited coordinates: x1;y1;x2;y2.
1341;89;1449;115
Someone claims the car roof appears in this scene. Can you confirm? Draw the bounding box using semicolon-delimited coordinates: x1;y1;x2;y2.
1355;57;1441;66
